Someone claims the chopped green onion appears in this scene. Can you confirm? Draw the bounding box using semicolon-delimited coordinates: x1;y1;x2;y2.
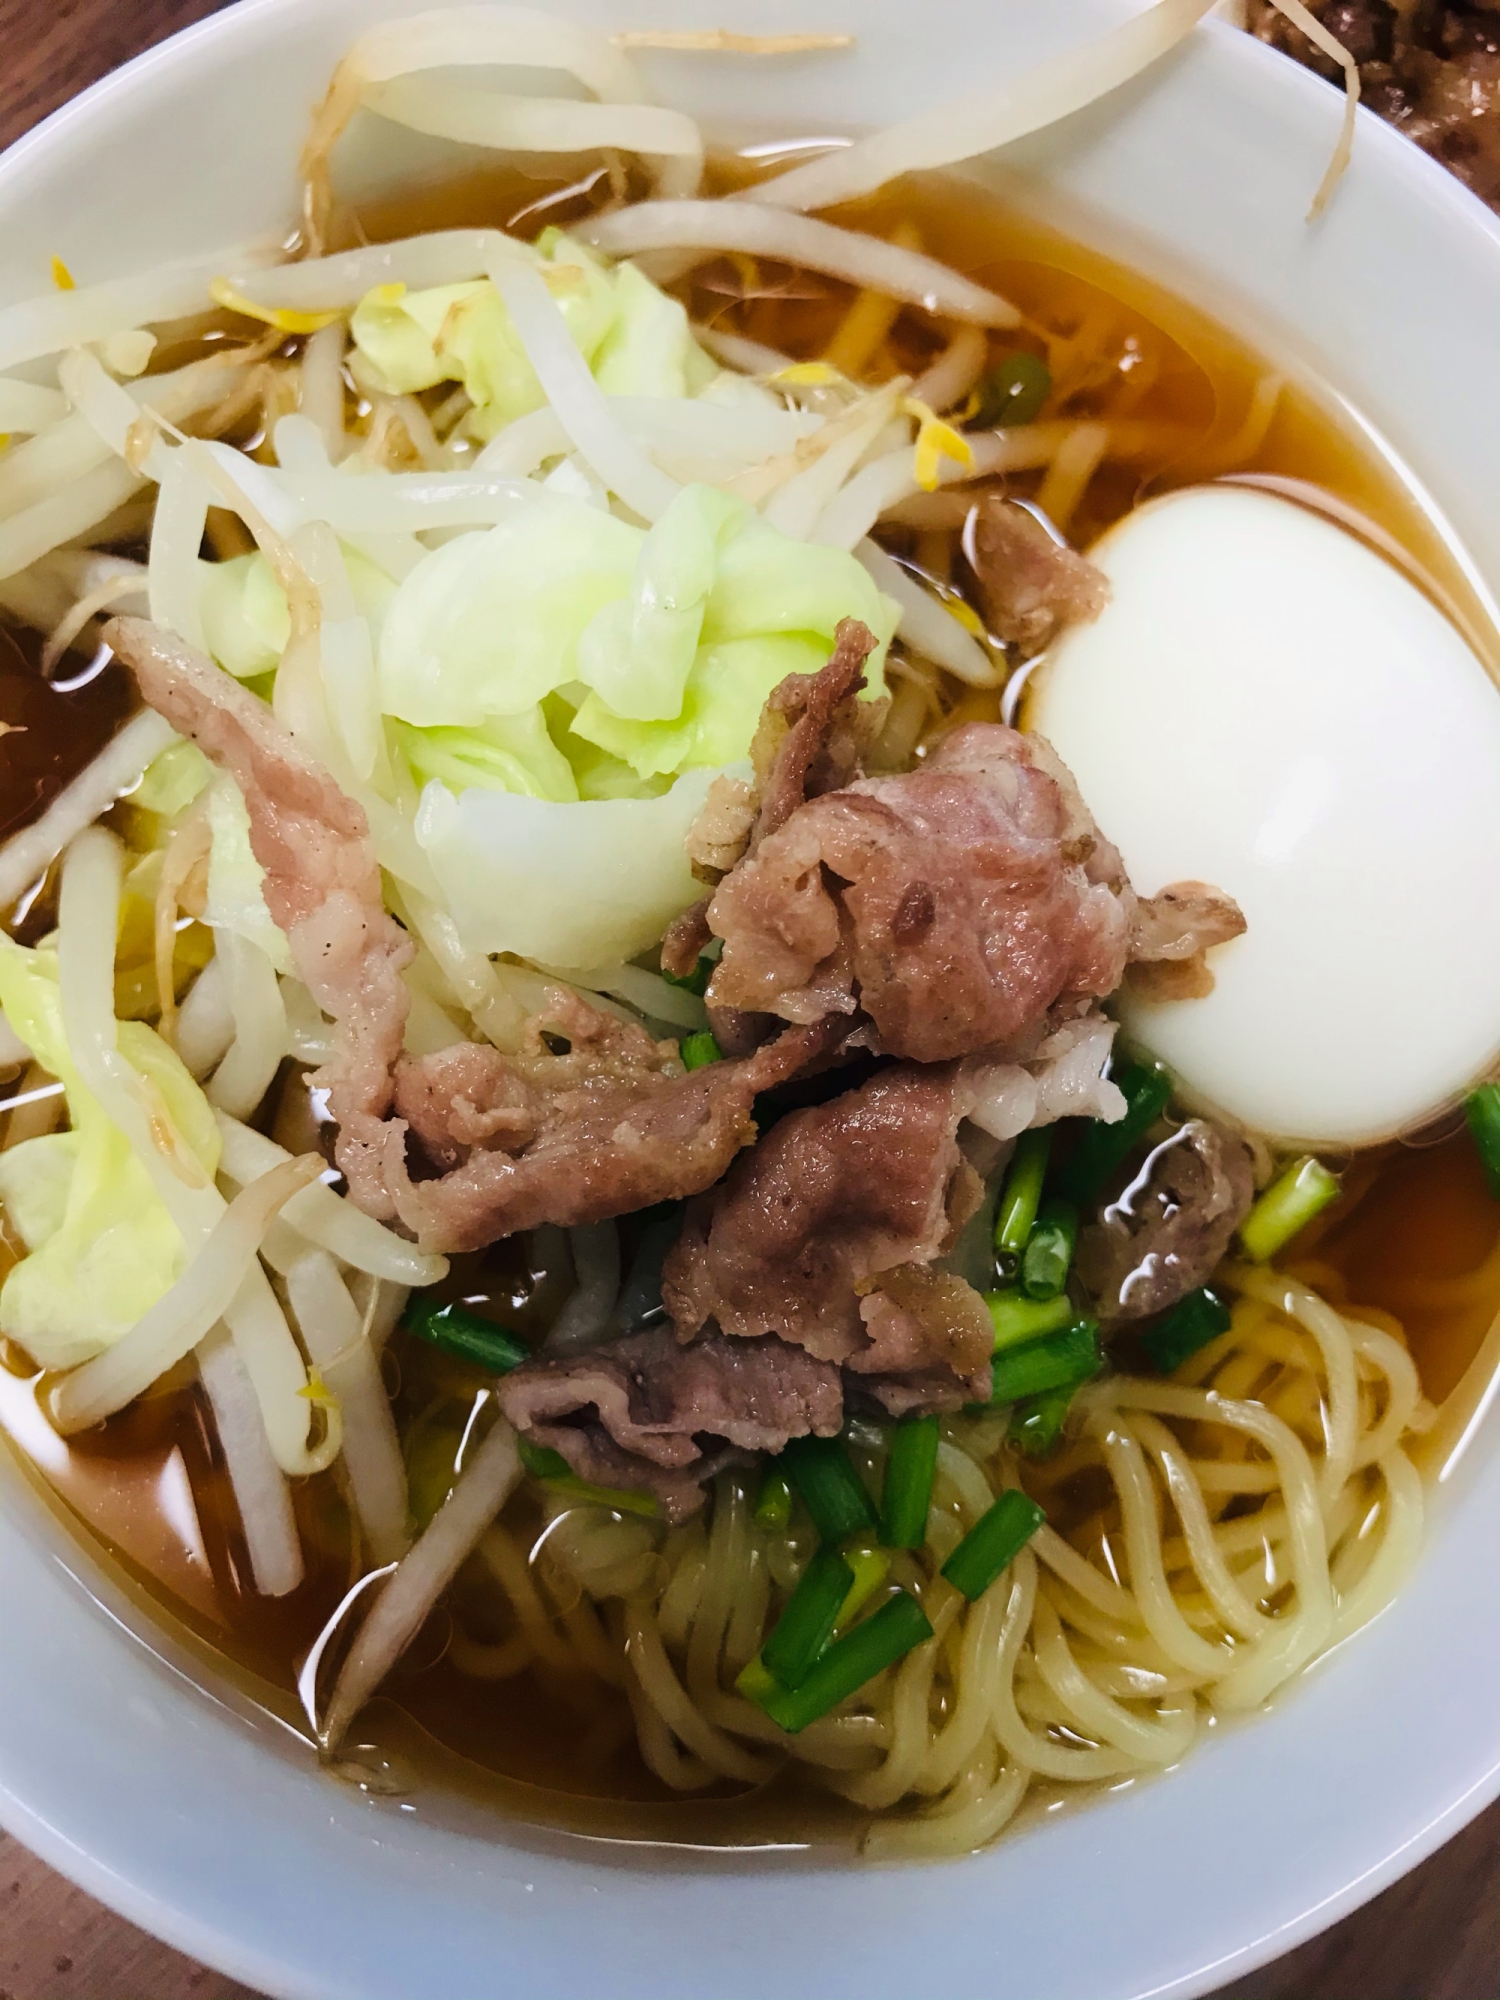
1142;1286;1232;1375
1466;1083;1500;1198
1008;1383;1076;1458
1238;1155;1341;1262
974;350;1051;429
753;1466;793;1532
761;1545;855;1688
1019;1197;1078;1300
987;1317;1100;1406
661;947;716;996
879;1414;939;1549
942;1489;1045;1600
994;1128;1051;1270
515;1437;660;1518
740;1592;934;1734
403;1298;530;1375
836;1546;890;1629
780;1434;877;1542
680;1030;722;1070
1054;1061;1172;1206
985;1287;1075;1352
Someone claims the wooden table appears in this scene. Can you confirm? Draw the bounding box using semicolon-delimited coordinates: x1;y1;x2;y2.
2;1;1499;1994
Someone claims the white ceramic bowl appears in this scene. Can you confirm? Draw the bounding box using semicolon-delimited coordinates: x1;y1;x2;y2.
5;5;1500;1995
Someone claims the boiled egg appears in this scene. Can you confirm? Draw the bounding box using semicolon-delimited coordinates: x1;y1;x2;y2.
1028;483;1500;1147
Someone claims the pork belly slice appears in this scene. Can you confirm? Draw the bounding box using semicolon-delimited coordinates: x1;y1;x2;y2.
496;1325;843;1522
1075;1117;1255;1322
705;720;1135;1063
107;618;839;1253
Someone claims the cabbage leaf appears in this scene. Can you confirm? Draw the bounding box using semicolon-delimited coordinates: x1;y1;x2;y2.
0;942;220;1370
348;235;693;439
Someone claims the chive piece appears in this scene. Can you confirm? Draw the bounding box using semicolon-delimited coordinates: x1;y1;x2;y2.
743;1592;934;1734
681;1030;722;1070
780;1434;878;1542
836;1546;890;1629
516;1436;660;1519
1466;1083;1500;1198
754;1466;793;1532
994;1128;1051;1270
734;1653;780;1707
985;1288;1075;1353
987;1318;1100;1406
661;949;715;996
1019;1197;1078;1300
1238;1155;1341;1262
942;1489;1045;1600
1008;1383;1076;1458
879;1414;939;1549
403;1298;530;1375
762;1545;855;1688
1142;1286;1233;1375
974;350;1051;429
1054;1061;1172;1206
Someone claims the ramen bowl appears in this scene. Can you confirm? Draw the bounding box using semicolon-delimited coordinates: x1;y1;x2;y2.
2;2;1500;1996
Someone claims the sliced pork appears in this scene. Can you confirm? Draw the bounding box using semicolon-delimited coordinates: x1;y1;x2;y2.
1075;1117;1256;1321
966;494;1110;654
107;618;839;1252
664;1062;993;1412
704;721;1133;1063
496;1325;843;1521
1128;880;1248;1002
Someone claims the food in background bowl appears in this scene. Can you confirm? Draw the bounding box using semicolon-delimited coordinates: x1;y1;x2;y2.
0;0;1493;1861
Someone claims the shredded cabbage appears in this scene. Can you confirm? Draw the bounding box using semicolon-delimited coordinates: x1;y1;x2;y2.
0;941;220;1369
349;232;696;440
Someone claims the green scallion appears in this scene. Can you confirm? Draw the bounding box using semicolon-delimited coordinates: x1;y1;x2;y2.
1008;1383;1076;1458
761;1545;855;1688
681;1030;722;1071
1238;1155;1340;1262
994;1127;1051;1270
740;1591;934;1734
879;1414;939;1549
780;1434;877;1543
987;1317;1100;1406
753;1466;793;1532
1141;1286;1232;1375
515;1438;660;1518
973;350;1052;429
836;1546;890;1629
1019;1197;1078;1300
1054;1061;1172;1206
661;946;717;997
942;1489;1045;1600
1466;1083;1500;1198
402;1298;530;1375
985;1287;1075;1353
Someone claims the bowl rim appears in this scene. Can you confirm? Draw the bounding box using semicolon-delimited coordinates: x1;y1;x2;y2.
3;6;1500;1998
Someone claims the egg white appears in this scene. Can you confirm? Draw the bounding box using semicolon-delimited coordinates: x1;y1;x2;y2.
1028;483;1500;1147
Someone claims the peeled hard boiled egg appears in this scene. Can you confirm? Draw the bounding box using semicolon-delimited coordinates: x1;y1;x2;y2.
1028;483;1500;1147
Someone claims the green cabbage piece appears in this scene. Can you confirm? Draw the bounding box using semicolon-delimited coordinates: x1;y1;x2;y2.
379;484;896;789
352;233;700;438
348;235;677;439
133;737;211;818
203;774;293;974
198;547;398;683
0;941;220;1371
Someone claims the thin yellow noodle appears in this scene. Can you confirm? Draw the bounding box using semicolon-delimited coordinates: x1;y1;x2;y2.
1031;1591;1198;1764
1330;1450;1423;1642
1231;1265;1362;1506
621;1661;714;1792
986;1551;1137;1782
1129;1411;1270;1642
1030;1520;1141;1625
831;1589;959;1810
1035;420;1108;532
626;1596;776;1784
561;1598;627;1687
686;1471;749;1708
1088;1413;1234;1675
477;1525;579;1674
915;1571;1016;1795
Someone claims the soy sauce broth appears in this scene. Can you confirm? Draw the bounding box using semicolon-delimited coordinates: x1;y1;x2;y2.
2;155;1499;1843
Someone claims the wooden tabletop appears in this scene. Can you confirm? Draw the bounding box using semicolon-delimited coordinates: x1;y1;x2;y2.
2;2;1499;1995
